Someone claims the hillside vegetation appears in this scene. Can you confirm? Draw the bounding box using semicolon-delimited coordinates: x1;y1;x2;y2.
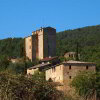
0;38;24;58
56;25;100;68
0;25;100;67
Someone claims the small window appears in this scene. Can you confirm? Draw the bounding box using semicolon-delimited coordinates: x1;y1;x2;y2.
69;54;70;57
86;66;88;70
69;65;71;70
69;76;71;79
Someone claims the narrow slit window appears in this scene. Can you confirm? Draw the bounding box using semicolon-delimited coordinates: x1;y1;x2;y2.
69;76;71;79
69;65;71;70
86;66;89;70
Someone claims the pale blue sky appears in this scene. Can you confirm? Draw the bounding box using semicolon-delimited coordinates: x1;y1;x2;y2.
0;0;100;39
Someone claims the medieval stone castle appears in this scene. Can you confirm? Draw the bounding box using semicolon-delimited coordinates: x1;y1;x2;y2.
24;27;56;61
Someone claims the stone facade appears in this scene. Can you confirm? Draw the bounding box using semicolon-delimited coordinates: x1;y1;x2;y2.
25;36;33;61
27;68;38;75
45;60;96;84
27;63;51;75
25;27;56;61
64;52;80;60
46;64;64;83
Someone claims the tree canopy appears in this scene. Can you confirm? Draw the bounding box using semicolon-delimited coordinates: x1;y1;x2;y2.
71;71;100;100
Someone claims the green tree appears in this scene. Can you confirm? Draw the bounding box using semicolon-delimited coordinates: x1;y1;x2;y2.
0;71;63;100
0;55;10;71
71;71;99;100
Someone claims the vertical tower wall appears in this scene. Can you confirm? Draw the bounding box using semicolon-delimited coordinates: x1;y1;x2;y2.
37;29;44;60
25;27;56;61
25;36;32;61
32;34;37;61
43;29;49;58
43;27;56;58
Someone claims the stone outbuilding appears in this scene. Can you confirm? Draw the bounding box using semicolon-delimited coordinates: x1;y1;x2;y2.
64;52;80;60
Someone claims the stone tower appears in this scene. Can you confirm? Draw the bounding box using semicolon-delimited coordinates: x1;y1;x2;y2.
25;27;56;61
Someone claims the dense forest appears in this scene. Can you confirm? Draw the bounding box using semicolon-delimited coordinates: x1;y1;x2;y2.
0;38;24;57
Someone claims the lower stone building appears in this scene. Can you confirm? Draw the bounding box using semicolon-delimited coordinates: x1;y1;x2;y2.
45;60;96;83
27;60;96;100
27;60;96;84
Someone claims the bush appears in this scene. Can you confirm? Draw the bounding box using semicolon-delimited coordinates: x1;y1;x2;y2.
71;71;98;100
0;72;63;100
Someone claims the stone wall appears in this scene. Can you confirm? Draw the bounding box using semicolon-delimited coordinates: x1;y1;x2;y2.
44;27;56;58
46;64;64;83
27;68;38;75
25;36;32;61
32;34;37;61
63;64;96;83
62;64;96;95
45;62;96;95
38;29;44;59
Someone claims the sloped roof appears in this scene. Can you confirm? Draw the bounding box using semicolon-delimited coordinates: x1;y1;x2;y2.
63;60;96;66
28;63;51;70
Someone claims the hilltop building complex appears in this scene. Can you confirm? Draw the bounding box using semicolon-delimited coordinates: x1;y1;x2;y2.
26;26;96;100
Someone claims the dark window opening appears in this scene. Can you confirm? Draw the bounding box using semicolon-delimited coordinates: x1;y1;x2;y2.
69;76;71;79
48;78;53;82
86;66;89;70
69;65;71;70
